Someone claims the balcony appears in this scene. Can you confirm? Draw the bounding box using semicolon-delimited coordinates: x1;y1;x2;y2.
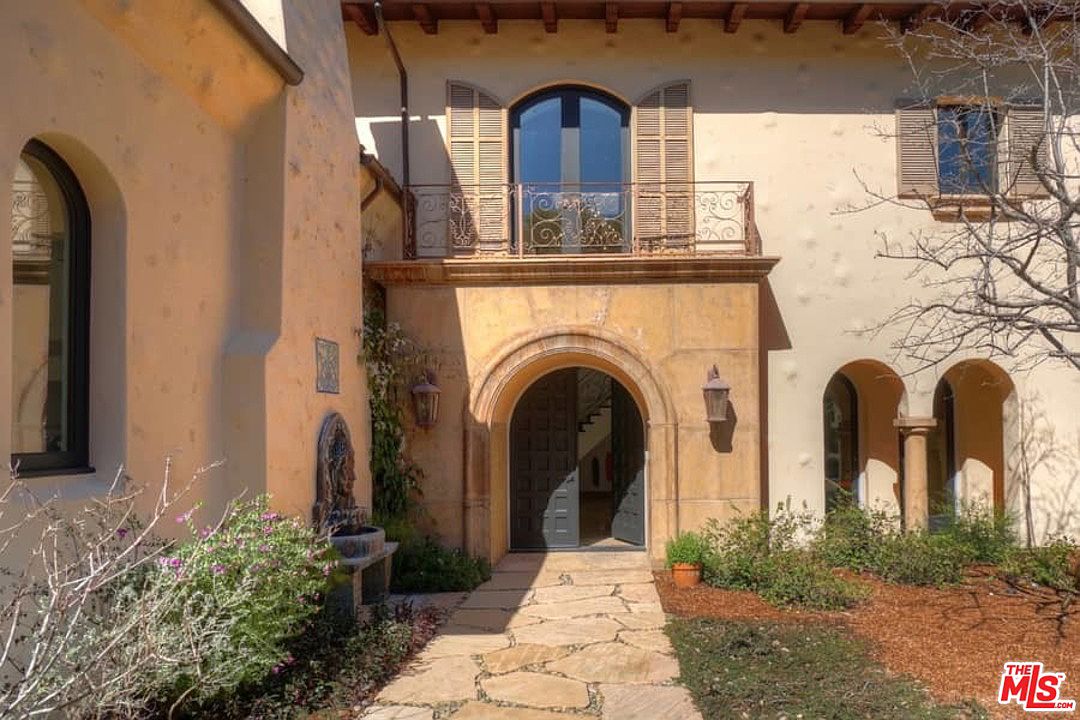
404;182;758;259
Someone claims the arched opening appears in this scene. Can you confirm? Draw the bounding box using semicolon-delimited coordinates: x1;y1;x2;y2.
510;85;631;254
931;360;1016;523
823;372;859;510
10;139;91;474
509;366;646;549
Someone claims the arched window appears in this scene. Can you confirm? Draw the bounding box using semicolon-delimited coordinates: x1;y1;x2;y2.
11;140;90;473
928;379;957;528
511;86;630;254
823;373;859;510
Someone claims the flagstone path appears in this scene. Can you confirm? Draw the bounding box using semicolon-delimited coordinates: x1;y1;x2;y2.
363;550;701;720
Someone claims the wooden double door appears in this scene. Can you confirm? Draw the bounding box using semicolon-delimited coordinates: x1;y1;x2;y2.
510;368;645;549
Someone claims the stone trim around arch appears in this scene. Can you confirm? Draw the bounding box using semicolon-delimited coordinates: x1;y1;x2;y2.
463;328;678;564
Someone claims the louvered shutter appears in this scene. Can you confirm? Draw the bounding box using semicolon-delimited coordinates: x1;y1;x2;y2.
896;102;938;197
1007;104;1048;197
634;81;693;250
447;81;507;253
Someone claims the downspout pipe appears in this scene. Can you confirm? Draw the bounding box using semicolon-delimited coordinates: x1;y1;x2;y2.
373;0;412;256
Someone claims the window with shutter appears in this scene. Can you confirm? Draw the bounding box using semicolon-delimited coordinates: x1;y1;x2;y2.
1006;104;1048;197
896;102;938;198
446;81;507;253
634;81;693;250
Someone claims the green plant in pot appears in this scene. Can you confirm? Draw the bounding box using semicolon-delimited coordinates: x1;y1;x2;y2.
666;531;709;589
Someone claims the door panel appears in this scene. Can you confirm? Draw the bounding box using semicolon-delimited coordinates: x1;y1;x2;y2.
611;382;646;545
510;369;580;548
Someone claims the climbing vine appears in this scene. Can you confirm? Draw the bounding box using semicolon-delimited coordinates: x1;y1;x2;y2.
361;308;429;523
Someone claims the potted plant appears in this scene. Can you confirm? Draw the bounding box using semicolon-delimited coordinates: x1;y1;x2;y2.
666;531;708;589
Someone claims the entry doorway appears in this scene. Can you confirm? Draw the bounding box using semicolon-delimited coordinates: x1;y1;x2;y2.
509;367;646;550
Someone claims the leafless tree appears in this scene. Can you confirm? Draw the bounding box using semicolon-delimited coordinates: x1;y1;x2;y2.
867;1;1080;372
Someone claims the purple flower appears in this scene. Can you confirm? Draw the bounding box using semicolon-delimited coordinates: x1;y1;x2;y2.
116;528;129;540
199;527;214;539
212;563;227;575
168;557;182;569
263;525;274;535
271;665;282;675
259;544;270;553
260;512;280;522
175;510;194;525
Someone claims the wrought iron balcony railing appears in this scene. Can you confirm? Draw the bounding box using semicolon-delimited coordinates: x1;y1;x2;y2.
404;182;757;258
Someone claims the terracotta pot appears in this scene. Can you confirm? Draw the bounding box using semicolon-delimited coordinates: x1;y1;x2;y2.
671;562;702;589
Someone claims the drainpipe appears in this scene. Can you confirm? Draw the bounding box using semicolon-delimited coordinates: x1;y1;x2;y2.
373;0;414;257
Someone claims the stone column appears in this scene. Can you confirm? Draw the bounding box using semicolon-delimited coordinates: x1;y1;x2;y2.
894;417;937;532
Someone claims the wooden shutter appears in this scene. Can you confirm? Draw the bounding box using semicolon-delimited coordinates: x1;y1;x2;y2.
447;81;507;253
896;102;938;197
634;81;693;250
1007;103;1048;197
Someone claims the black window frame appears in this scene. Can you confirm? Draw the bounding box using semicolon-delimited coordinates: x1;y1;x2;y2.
12;139;92;476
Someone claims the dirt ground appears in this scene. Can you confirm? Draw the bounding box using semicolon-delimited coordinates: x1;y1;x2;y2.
655;570;1080;719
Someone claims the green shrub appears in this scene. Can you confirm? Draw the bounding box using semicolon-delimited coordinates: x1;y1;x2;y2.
390;537;491;593
141;497;337;707
814;502;893;572
758;551;869;610
701;506;866;610
871;530;971;586
666;531;710;566
1000;537;1079;592
936;504;1016;564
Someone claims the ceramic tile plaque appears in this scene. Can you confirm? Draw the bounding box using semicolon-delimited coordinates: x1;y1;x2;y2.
315;337;340;394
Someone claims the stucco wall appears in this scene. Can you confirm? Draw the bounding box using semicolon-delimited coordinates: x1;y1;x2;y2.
2;0;368;529
348;19;1080;541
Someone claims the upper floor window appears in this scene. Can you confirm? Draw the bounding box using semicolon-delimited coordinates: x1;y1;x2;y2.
511;86;630;253
936;104;1000;194
11;140;90;475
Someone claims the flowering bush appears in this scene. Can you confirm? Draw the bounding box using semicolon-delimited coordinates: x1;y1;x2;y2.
140;496;338;708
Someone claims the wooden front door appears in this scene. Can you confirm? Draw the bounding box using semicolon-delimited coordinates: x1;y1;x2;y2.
611;381;646;545
510;368;580;548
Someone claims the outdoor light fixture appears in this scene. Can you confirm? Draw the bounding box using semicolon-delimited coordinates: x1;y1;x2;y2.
411;371;441;428
702;365;731;423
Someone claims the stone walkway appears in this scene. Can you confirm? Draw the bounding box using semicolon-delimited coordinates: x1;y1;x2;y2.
363;551;702;720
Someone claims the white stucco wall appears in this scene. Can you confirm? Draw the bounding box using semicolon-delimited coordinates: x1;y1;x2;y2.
346;19;1080;541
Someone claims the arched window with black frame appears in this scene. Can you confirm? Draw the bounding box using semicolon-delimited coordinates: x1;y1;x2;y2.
823;372;859;510
10;140;90;474
510;86;630;254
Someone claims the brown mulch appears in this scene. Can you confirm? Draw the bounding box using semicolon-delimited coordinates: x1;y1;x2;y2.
655;570;1080;718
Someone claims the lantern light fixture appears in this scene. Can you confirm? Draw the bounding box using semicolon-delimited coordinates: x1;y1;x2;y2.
702;365;731;423
411;371;441;428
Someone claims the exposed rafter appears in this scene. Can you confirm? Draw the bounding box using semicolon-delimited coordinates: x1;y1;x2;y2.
725;2;747;33
541;1;558;33
901;3;936;33
784;2;810;33
342;1;377;35
843;3;873;34
962;7;994;32
412;2;437;33
475;2;497;33
606;2;619;33
666;2;683;33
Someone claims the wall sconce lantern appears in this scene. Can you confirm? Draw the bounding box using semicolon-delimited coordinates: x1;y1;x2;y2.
702;365;731;423
411;371;441;429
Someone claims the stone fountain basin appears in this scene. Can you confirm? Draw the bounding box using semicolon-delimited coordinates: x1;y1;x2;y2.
330;525;386;561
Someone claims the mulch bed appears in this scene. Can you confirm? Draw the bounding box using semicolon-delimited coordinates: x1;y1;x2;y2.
655;570;1080;718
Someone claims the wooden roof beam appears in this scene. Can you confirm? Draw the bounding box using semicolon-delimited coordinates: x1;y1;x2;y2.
962;8;994;33
843;3;873;34
476;2;498;33
725;2;747;33
342;2;377;35
541;1;557;32
901;3;936;33
666;2;682;33
412;2;438;33
606;2;618;33
784;2;809;33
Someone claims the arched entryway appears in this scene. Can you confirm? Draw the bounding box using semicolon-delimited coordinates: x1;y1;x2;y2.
509;367;646;549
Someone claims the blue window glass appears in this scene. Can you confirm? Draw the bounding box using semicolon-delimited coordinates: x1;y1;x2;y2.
511;87;630;253
938;106;999;194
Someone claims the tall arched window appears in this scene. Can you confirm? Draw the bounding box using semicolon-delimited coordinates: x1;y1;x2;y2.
823;372;859;510
928;379;957;528
511;86;630;254
11;140;90;473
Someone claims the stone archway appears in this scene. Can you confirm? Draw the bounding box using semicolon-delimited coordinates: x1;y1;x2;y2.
465;328;676;564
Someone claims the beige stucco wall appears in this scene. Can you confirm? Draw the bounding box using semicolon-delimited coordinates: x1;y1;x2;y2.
348;19;1080;542
2;0;368;529
381;280;761;564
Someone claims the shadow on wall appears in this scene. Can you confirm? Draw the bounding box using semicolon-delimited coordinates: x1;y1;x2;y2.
1010;393;1080;544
